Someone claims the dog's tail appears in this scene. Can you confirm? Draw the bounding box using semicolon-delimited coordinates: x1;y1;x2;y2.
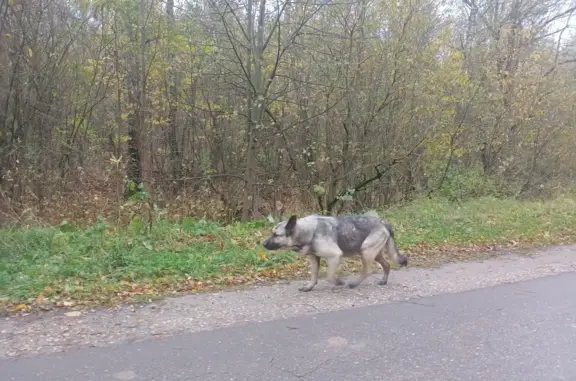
384;222;408;267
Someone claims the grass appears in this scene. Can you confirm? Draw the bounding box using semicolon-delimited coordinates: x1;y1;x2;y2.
2;195;576;314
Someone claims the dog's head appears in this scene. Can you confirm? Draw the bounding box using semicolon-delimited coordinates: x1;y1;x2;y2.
262;215;298;251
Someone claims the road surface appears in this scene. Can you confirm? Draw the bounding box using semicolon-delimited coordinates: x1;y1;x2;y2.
2;271;576;380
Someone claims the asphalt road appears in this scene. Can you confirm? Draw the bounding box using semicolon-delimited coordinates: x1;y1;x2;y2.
2;272;576;381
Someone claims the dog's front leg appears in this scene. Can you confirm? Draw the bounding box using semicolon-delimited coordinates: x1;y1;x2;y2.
299;254;320;292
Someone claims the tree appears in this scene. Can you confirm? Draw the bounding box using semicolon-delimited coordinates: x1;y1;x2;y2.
1;0;575;224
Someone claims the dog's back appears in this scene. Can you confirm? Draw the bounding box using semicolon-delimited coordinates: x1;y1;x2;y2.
324;216;384;256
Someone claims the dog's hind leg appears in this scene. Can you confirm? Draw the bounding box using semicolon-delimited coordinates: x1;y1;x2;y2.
325;256;345;286
349;228;388;288
374;252;391;286
346;254;371;289
299;255;320;292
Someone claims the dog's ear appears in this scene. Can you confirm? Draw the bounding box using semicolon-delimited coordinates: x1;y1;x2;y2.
285;215;297;236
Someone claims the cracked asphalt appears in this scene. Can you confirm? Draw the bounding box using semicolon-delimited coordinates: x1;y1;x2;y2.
2;244;576;380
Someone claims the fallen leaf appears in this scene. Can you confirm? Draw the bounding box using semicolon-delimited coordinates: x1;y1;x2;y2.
65;311;82;317
13;304;27;312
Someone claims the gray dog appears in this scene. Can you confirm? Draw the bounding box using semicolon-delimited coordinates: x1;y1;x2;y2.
262;214;408;292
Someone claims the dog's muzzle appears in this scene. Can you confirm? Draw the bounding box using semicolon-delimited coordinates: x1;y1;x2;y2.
262;238;280;250
262;238;271;250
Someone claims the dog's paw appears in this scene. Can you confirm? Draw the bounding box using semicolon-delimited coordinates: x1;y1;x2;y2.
334;278;345;286
347;282;360;289
378;279;388;286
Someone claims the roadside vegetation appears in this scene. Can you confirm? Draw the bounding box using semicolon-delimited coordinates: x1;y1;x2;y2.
2;195;576;315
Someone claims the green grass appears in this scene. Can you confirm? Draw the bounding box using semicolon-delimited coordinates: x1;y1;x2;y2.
383;196;576;247
2;195;576;312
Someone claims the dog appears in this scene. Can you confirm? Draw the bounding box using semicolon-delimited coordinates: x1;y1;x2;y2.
262;213;408;292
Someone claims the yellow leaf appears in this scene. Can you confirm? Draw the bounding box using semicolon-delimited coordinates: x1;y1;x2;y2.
14;304;27;312
27;47;33;57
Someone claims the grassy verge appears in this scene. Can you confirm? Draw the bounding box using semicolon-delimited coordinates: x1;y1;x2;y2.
2;196;576;314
